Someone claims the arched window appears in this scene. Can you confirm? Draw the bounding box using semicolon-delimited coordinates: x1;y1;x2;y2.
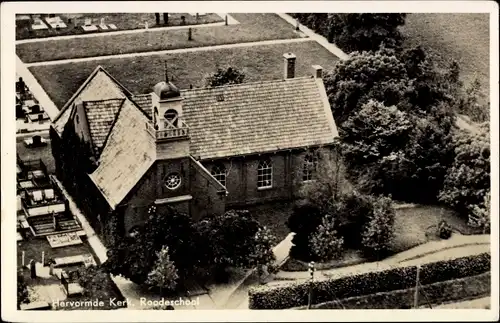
257;158;273;189
164;109;178;128
211;163;226;187
303;153;318;182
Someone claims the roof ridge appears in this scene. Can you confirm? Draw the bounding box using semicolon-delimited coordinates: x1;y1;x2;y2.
83;98;126;104
180;76;314;93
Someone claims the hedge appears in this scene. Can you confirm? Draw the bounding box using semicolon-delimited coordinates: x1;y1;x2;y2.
248;252;490;309
298;272;490;309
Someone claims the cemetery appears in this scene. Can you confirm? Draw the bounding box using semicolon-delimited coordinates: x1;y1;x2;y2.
16;76;51;136
16;13;303;64
29;40;337;109
15;13;223;41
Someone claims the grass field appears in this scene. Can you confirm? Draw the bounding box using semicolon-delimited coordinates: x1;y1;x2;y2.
30;40;339;108
390;205;472;253
16;13;222;40
401;13;490;106
17;14;302;63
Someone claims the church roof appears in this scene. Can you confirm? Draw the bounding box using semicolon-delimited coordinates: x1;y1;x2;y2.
89;99;155;209
83;99;125;155
181;77;338;159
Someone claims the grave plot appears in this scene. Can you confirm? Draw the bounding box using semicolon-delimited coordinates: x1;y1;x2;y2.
47;232;83;248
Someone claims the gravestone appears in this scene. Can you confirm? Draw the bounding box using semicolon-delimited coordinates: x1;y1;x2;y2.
155;13;160;25
100;18;105;26
181;15;186;25
188;27;192;40
30;259;36;279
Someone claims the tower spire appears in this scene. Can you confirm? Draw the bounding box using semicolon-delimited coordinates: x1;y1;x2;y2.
164;61;169;83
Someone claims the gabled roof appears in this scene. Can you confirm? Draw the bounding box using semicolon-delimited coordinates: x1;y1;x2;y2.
52;65;133;130
181;77;339;160
83;99;125;154
89;99;155;209
131;94;153;119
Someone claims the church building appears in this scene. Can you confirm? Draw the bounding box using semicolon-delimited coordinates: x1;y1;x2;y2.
50;53;339;236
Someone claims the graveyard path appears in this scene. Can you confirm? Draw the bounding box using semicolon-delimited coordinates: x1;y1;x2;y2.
276;13;349;61
23;37;315;67
15;13;238;45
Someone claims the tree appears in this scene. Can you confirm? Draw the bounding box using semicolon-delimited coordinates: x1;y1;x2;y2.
146;246;179;293
323;47;411;125
248;227;277;282
457;77;489;122
194;210;275;283
17;272;29;308
298;146;352;213
360;195;395;259
292;13;407;53
340;100;413;168
204;67;245;87
439;124;490;222
287;200;324;261
309;215;344;261
105;206;197;287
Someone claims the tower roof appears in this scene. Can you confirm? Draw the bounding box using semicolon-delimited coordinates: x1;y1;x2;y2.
153;81;181;100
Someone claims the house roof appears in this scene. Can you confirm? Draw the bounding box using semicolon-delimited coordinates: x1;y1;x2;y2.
83;99;125;154
89;99;156;209
181;77;339;160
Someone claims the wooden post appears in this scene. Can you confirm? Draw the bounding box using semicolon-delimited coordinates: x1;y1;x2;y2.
414;265;420;308
307;261;315;309
41;251;45;267
295;19;300;31
225;15;228;26
188;27;192;41
21;251;25;267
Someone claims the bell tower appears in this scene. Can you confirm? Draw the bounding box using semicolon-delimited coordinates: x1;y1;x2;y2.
148;62;190;160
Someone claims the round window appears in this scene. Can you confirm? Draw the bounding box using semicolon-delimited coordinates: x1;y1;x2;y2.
164;173;181;190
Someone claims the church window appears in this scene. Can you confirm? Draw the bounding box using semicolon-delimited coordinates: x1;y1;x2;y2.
211;163;226;187
303;153;318;182
257;158;273;189
164;172;181;190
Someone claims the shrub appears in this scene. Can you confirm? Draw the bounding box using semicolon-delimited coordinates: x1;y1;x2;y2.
17;272;29;308
248;252;490;309
305;272;490;309
438;220;452;240
146;246;179;293
360;195;395;258
309;215;345;262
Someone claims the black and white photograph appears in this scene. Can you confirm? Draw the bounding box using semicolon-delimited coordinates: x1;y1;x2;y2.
1;1;498;321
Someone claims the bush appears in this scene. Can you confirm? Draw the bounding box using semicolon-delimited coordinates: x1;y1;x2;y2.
287;200;323;261
439;125;490;221
360;195;395;258
146;246;179;293
438;221;452;240
309;215;344;262
248;252;490;309
306;272;490;309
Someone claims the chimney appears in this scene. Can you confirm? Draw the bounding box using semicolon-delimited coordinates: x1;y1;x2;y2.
312;65;323;79
283;53;296;79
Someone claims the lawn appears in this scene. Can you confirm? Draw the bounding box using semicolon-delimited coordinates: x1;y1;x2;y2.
17;138;55;174
17;14;303;63
390;205;473;253
16;13;222;40
243;201;293;242
401;13;490;106
30;40;339;109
